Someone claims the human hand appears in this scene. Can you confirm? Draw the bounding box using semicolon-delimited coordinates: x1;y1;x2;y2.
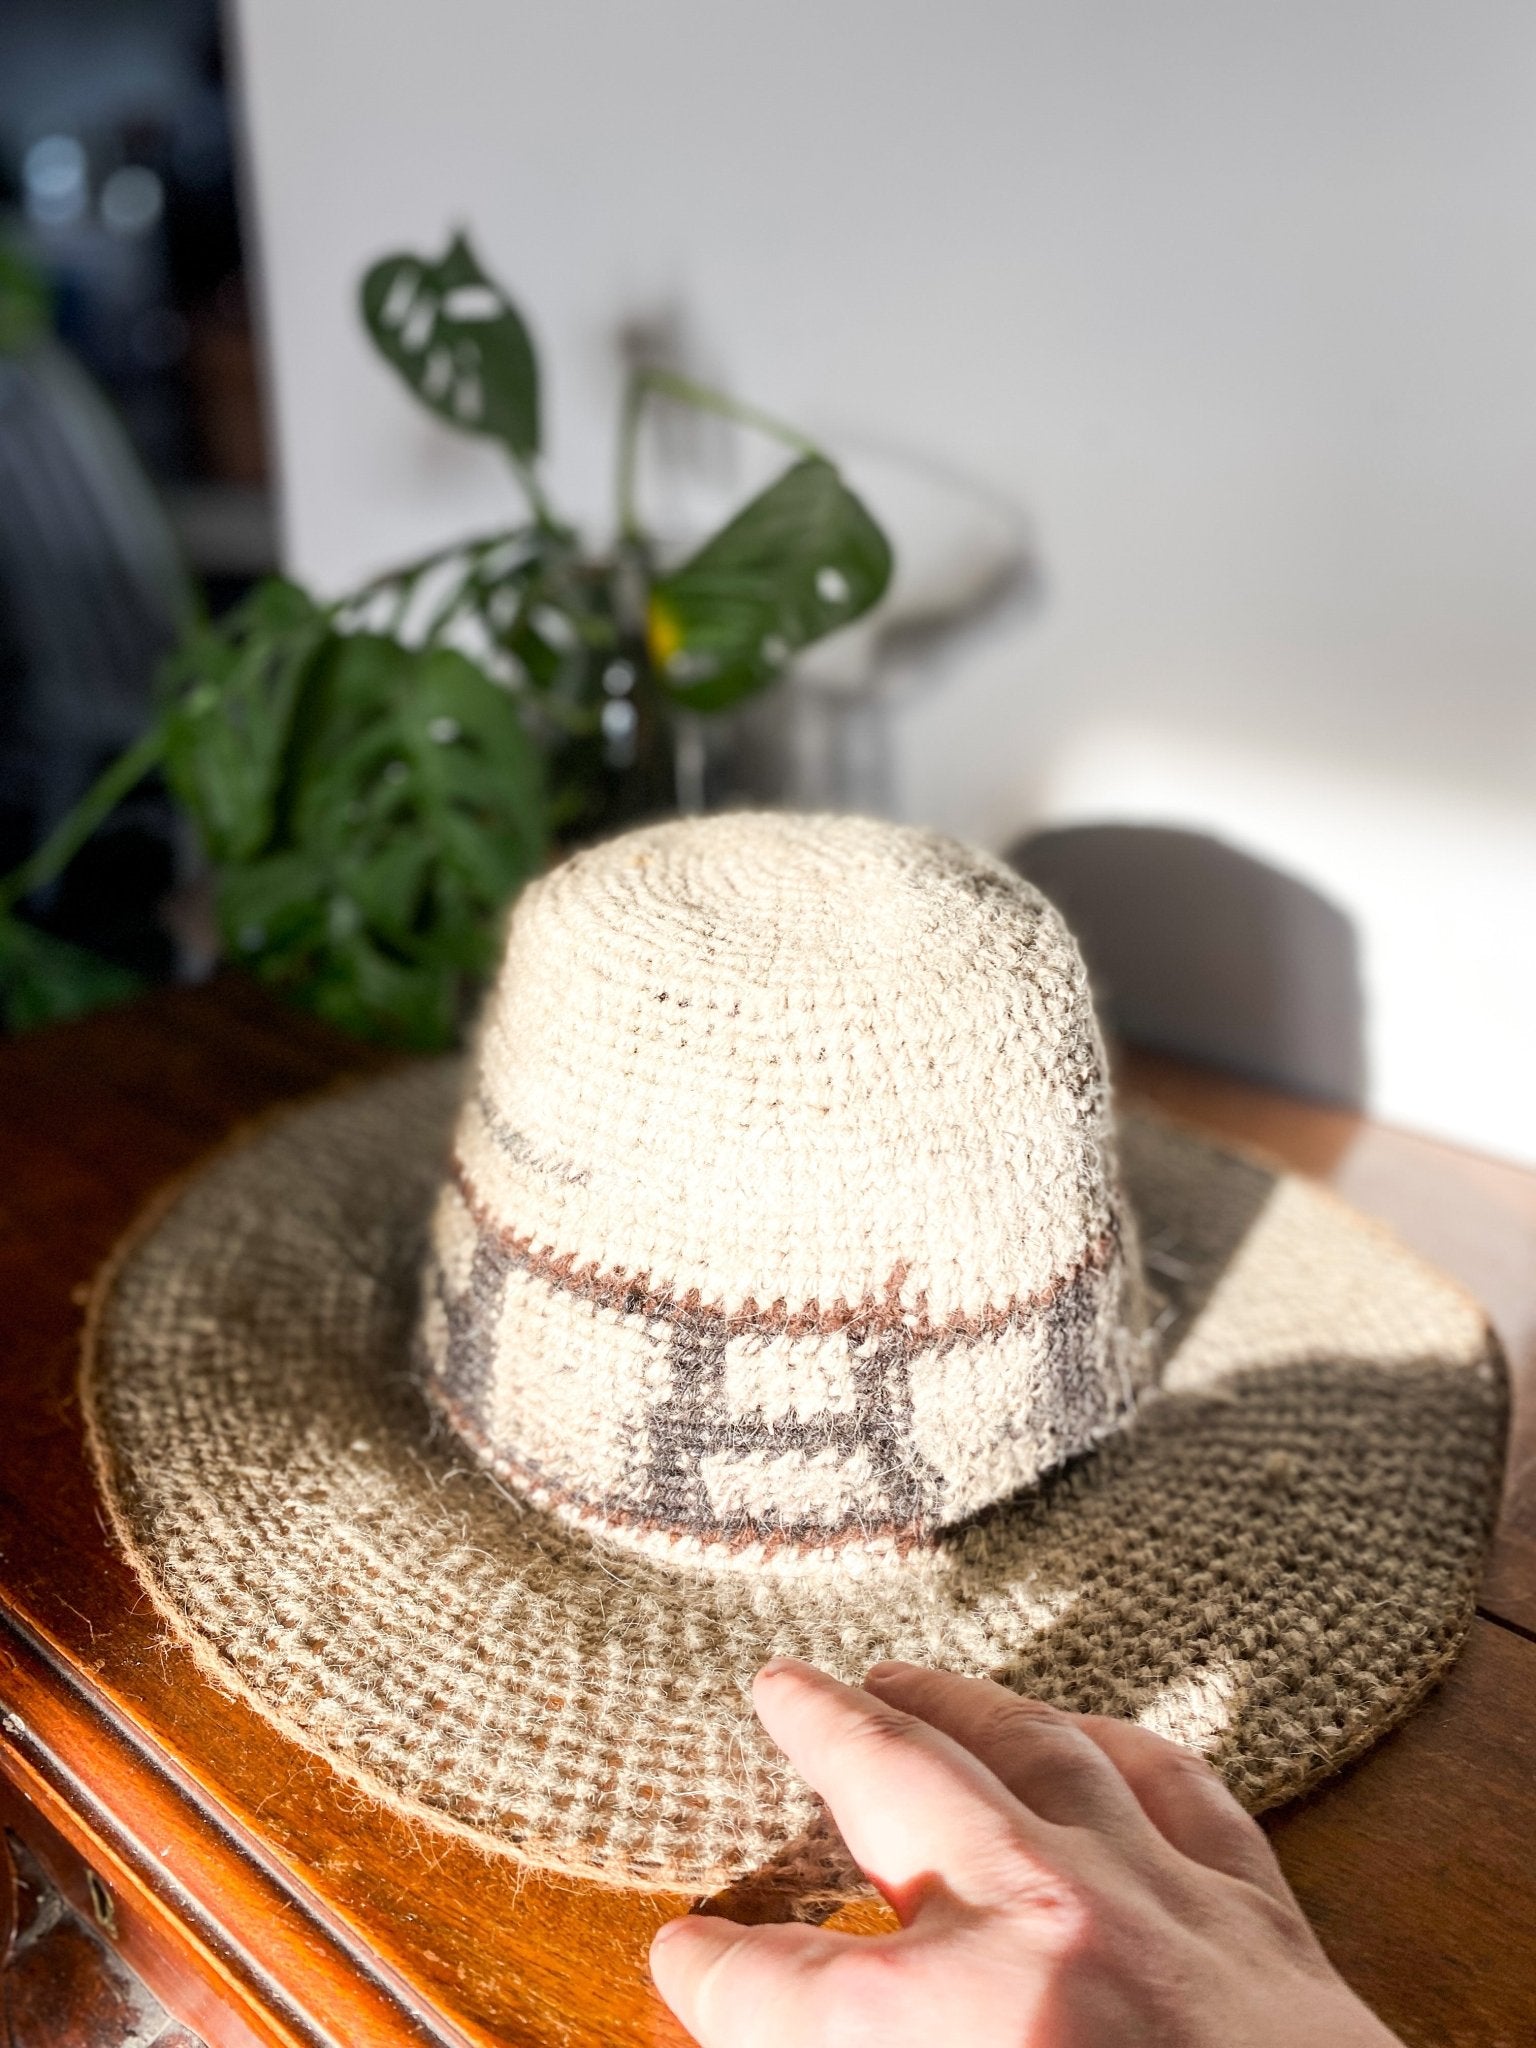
650;1658;1402;2048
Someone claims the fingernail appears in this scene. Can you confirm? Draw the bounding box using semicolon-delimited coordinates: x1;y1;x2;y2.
865;1659;923;1683
651;1915;690;1947
755;1655;808;1682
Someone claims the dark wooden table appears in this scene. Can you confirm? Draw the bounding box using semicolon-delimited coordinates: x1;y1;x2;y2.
0;978;1532;2047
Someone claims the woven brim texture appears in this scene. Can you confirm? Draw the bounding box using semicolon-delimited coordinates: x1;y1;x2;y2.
83;1063;1507;1896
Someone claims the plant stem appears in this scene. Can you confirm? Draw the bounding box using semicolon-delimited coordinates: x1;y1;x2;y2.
511;455;561;533
615;367;824;544
347;541;474;609
344;527;537;612
419;564;480;645
0;722;168;915
615;370;648;547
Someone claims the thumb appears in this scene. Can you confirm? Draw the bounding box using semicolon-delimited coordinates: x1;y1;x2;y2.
649;1911;852;2048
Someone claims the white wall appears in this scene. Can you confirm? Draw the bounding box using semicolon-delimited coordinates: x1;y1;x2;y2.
232;0;1536;1160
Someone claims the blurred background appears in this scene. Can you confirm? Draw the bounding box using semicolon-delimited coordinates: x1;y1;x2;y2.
2;1;1533;1160
0;0;272;986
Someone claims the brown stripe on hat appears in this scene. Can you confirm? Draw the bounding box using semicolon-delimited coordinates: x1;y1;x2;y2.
418;1163;1145;1562
447;1152;1123;1341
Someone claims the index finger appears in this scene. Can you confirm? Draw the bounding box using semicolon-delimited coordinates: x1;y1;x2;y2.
750;1657;1053;1920
862;1661;1162;1842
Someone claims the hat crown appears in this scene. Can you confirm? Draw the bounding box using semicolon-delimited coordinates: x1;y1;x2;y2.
418;812;1150;1567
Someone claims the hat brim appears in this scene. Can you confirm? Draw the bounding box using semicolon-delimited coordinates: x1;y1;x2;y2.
82;1061;1507;1897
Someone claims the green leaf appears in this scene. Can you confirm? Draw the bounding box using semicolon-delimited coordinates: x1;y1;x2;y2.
360;232;540;461
305;931;463;1051
222;633;547;1050
287;638;543;863
217;849;331;966
0;916;144;1032
160;580;330;864
646;456;893;711
334;833;433;949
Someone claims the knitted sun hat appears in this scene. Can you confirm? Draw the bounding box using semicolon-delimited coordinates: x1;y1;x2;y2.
83;812;1507;1899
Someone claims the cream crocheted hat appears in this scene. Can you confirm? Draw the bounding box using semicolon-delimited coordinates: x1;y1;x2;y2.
83;812;1507;1899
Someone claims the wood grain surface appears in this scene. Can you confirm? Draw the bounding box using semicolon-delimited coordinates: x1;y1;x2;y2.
0;979;1530;2046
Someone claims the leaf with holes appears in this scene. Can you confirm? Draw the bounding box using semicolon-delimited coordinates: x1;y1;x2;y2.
286;635;544;880
159;579;331;865
360;233;540;460
645;456;892;711
220;634;548;1049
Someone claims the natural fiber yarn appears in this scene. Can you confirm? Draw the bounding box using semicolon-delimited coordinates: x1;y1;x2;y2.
81;813;1508;1897
420;815;1153;1565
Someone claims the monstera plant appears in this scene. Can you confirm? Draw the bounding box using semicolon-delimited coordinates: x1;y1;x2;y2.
0;232;893;1048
